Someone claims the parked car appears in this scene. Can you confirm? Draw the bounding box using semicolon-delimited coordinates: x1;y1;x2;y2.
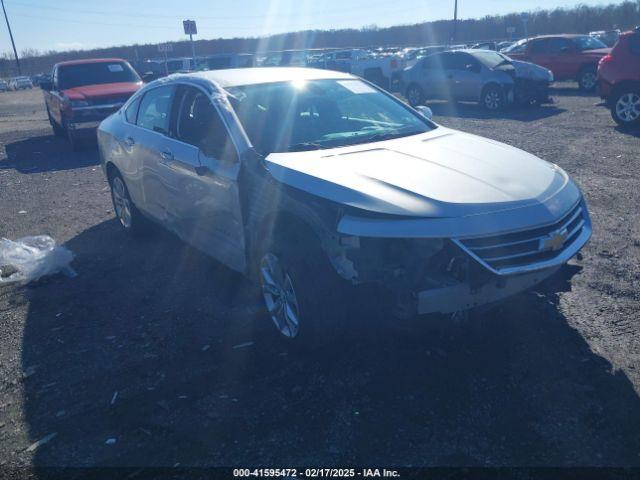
471;41;499;51
310;49;405;91
504;34;611;91
98;67;591;342
590;30;621;48
598;26;640;127
30;73;51;87
41;58;142;150
401;50;553;110
8;76;33;90
0;79;8;92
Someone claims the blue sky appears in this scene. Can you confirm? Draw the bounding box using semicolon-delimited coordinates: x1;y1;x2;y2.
0;0;622;53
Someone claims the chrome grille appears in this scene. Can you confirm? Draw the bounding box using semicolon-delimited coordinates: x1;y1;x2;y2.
455;202;588;275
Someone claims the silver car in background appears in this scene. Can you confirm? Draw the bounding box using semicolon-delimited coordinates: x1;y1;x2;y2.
401;49;554;110
98;68;590;343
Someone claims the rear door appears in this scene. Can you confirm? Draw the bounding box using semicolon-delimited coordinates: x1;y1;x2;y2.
160;84;246;272
132;84;176;222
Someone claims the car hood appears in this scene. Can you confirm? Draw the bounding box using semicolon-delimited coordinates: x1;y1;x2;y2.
508;59;554;81
62;82;142;101
264;128;572;218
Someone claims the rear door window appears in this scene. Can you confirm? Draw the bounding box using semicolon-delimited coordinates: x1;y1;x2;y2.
124;96;142;124
136;86;174;135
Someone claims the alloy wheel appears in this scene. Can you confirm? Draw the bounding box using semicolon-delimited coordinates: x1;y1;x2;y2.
407;87;422;106
580;72;597;90
259;253;301;339
615;93;640;123
484;90;501;110
111;177;132;229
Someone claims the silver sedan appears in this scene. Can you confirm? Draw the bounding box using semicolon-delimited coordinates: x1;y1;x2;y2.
98;68;589;343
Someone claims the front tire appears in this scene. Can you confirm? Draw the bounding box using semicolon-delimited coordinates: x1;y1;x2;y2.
46;108;65;137
610;89;640;127
577;66;597;92
257;231;346;344
406;84;425;107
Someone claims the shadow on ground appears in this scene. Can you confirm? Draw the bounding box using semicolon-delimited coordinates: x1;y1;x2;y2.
1;134;99;174
19;220;640;469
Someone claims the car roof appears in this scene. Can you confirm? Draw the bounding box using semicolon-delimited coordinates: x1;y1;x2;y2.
55;58;127;67
188;67;356;88
528;34;587;40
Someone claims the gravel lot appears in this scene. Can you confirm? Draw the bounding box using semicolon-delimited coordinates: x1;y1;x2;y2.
0;86;639;471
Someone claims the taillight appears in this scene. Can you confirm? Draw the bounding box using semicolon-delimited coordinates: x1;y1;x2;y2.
599;54;614;65
390;58;398;69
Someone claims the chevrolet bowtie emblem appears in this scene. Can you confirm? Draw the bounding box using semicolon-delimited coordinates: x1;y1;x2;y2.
539;228;569;252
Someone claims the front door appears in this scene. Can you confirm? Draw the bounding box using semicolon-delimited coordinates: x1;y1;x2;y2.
159;84;246;272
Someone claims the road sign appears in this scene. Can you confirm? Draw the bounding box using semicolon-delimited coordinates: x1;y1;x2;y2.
183;20;197;35
506;26;516;34
158;43;173;53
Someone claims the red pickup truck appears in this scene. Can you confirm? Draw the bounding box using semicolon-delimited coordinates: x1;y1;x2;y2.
41;58;142;149
503;34;611;91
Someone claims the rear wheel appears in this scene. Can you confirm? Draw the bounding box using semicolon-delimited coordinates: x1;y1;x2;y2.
611;89;640;127
406;84;425;107
482;85;504;111
108;171;150;236
577;66;597;92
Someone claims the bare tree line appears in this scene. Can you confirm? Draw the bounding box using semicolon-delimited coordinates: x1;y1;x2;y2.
1;0;639;77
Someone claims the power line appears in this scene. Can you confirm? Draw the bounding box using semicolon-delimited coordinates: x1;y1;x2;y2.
6;0;414;21
1;0;20;73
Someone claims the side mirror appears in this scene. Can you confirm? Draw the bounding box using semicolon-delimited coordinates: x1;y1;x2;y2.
39;80;52;91
466;63;479;72
415;105;433;120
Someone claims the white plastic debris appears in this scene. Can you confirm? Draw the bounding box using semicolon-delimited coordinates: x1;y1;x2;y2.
0;235;75;285
26;432;57;452
105;438;117;445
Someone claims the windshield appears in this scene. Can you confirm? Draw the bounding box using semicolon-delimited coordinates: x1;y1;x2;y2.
58;61;140;90
573;35;607;51
226;79;434;154
470;51;511;68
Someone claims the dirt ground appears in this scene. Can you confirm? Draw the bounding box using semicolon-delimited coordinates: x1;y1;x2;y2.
0;86;639;472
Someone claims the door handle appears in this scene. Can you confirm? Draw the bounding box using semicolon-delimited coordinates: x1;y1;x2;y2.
123;136;135;147
160;150;173;161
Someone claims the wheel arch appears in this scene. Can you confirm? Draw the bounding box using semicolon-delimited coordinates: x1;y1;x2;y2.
611;80;640;97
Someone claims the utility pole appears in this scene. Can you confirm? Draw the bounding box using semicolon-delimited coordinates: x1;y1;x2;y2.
1;0;21;75
452;0;458;45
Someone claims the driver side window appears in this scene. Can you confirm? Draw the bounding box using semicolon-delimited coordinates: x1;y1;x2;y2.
173;86;235;160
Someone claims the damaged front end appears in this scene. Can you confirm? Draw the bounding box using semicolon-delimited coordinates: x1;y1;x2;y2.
508;60;554;105
327;234;555;318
